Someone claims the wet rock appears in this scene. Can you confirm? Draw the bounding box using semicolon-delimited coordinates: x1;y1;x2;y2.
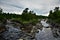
47;20;60;38
36;23;43;30
0;19;37;40
21;23;33;33
51;27;60;38
0;24;6;33
18;39;23;40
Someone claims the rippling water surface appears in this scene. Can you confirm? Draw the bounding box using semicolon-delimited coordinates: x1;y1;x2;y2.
35;20;60;40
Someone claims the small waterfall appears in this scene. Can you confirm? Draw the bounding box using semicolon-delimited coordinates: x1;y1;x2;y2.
41;19;50;28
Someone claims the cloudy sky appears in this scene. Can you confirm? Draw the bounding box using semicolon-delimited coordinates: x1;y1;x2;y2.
0;0;60;16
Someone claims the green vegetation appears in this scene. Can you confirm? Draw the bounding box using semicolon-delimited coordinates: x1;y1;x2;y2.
0;8;46;24
48;7;60;23
0;7;60;24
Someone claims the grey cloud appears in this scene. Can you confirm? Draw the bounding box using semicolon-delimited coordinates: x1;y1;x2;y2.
0;0;60;16
0;1;24;9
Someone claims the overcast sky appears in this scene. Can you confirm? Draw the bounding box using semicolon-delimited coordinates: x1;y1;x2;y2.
0;0;60;16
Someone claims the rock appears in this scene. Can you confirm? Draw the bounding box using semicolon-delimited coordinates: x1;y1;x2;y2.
47;19;60;38
36;23;43;30
18;39;23;40
0;19;37;40
0;24;6;33
52;27;60;38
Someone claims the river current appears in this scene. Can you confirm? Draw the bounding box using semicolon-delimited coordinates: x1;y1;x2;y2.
35;20;60;40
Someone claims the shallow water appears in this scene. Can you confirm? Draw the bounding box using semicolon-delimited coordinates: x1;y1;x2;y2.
36;27;55;40
35;20;60;40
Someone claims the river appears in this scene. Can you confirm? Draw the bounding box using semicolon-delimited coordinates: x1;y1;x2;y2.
35;19;60;40
0;19;60;40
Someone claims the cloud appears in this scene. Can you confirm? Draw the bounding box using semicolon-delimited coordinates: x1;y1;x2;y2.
0;0;24;9
0;0;60;16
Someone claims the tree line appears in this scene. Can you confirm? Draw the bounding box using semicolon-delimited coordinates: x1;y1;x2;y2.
48;7;60;23
0;8;46;23
0;7;60;24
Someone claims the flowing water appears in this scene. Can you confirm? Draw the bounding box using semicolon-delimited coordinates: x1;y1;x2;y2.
1;20;60;40
35;19;60;40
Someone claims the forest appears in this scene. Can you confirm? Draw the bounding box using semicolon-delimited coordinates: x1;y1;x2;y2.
0;7;60;24
0;8;47;24
48;7;60;24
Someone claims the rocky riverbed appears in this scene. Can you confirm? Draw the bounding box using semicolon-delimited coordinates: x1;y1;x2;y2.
35;19;60;40
0;19;60;40
47;19;60;38
0;19;37;40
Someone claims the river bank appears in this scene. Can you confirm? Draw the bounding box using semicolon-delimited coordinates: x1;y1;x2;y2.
0;19;40;40
0;19;60;40
47;19;60;38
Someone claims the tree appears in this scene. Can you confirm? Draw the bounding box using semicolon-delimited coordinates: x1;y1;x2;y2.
48;10;53;18
0;8;3;14
54;7;59;12
48;7;60;23
22;8;29;14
